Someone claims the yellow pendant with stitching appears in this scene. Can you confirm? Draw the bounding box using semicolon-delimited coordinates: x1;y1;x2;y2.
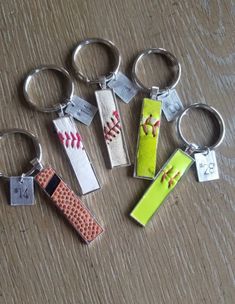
135;98;162;179
131;149;194;226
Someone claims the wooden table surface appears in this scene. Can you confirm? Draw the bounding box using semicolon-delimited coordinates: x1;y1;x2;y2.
0;1;234;303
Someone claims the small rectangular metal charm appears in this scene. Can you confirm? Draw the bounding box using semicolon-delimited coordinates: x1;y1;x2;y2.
131;149;194;226
65;95;98;126
160;89;184;121
194;150;219;182
35;167;103;243
95;89;130;168
10;176;34;206
134;98;162;179
107;72;139;103
53;116;100;195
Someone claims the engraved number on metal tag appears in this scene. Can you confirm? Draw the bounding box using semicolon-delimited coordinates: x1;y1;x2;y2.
10;176;34;206
194;150;219;182
107;72;139;104
160;89;184;121
65;95;98;126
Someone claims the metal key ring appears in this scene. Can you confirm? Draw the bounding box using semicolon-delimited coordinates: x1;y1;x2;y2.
177;103;225;153
0;129;42;180
23;65;74;113
72;38;121;84
132;48;181;95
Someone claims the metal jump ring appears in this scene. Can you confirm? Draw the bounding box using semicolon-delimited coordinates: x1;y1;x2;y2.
132;48;181;95
72;38;121;84
0;129;42;180
23;65;74;113
177;103;225;153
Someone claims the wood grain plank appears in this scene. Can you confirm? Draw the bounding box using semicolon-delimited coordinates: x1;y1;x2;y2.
0;0;234;303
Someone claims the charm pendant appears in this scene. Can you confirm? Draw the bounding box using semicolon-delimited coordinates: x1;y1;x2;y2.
53;115;100;195
134;98;162;179
65;95;98;126
194;150;219;182
131;149;194;226
160;89;184;121
95;88;130;168
35;167;103;243
10;176;34;206
107;72;139;104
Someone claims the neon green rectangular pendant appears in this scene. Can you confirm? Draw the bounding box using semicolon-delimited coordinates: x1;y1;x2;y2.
134;98;162;179
131;149;194;226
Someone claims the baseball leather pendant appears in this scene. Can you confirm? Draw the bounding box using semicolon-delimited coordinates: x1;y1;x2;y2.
95;89;130;168
35;167;104;243
53;115;100;195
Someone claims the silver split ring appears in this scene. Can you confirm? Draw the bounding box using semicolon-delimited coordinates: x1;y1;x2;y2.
177;103;225;153
23;65;74;113
132;48;181;95
0;128;42;179
72;38;121;84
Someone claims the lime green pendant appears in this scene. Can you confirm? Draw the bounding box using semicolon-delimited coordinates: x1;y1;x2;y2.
131;149;194;226
134;98;162;179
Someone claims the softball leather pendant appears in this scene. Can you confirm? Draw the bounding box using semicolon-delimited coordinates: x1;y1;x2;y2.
134;98;162;179
35;167;103;243
131;149;194;226
95;89;130;168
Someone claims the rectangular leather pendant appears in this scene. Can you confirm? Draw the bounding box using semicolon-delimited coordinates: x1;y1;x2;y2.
53;116;100;195
134;98;162;179
35;167;104;243
95;89;130;168
130;149;194;226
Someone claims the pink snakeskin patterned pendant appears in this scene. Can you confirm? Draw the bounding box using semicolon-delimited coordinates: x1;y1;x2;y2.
35;167;104;244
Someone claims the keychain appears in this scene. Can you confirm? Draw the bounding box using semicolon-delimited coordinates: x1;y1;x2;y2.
0;129;41;206
130;103;225;226
23;65;100;195
177;103;225;182
132;48;182;180
0;129;103;243
72;38;131;168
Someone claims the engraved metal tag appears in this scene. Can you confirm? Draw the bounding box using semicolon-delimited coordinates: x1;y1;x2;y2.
10;176;34;206
107;72;139;103
53;115;100;195
65;95;98;126
194;150;219;182
160;89;184;121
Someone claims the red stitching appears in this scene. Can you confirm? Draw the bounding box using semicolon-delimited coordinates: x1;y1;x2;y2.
141;114;160;137
161;166;181;188
113;110;120;120
152;120;160;137
168;171;180;188
104;111;121;143
65;132;70;147
57;131;82;149
161;166;173;182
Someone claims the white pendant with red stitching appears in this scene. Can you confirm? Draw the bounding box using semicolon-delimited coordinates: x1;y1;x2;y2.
53;115;100;195
95;88;130;168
